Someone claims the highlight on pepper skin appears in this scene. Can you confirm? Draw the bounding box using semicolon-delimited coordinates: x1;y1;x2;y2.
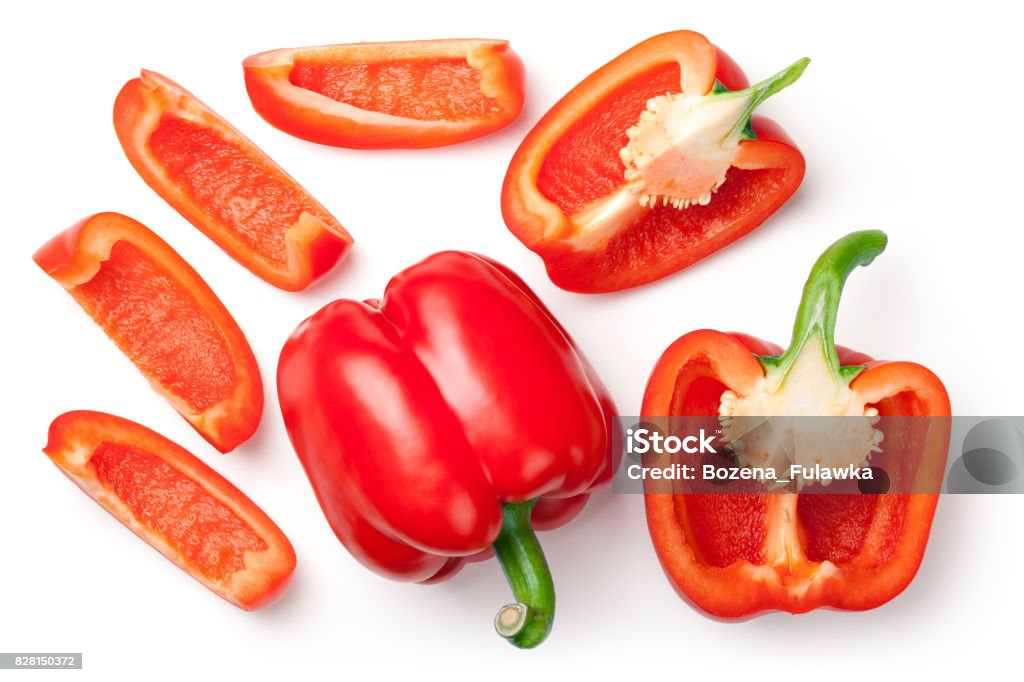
244;39;526;149
277;250;617;648
641;231;951;618
501;30;807;293
42;411;296;610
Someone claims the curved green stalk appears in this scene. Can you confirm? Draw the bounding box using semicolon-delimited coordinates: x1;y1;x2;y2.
718;57;810;141
492;499;554;649
762;230;888;388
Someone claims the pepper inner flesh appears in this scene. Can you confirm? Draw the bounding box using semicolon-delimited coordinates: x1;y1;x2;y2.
701;347;883;578
289;56;497;121
148;115;339;266
672;369;892;574
73;241;237;412
91;442;266;582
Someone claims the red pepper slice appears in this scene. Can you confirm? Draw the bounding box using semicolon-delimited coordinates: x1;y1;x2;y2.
243;39;525;149
33;213;262;453
642;231;951;616
502;30;806;292
277;251;616;647
113;69;353;291
43;411;296;610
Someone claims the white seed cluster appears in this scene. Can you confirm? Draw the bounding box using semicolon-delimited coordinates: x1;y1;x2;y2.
619;93;728;210
717;390;885;487
634;187;720;210
718;389;739;417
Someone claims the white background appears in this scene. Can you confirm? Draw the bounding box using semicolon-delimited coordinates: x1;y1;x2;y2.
3;1;1022;679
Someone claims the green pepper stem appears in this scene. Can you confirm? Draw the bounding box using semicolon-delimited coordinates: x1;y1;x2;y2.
492;499;554;649
764;230;888;388
724;57;810;141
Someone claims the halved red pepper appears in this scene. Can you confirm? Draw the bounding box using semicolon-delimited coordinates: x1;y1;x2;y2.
277;251;616;648
43;410;296;610
502;30;807;293
113;69;353;291
243;39;525;149
33;213;262;453
642;231;951;616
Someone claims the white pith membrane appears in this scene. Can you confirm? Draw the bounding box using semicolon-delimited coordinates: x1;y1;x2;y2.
618;91;750;210
713;335;884;580
717;335;882;485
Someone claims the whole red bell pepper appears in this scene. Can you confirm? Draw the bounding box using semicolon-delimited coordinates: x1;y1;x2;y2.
502;30;807;293
43;410;295;610
34;213;263;453
277;251;616;648
244;39;526;149
642;231;950;616
114;69;353;291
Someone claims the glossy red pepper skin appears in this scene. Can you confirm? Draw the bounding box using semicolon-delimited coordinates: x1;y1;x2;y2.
244;39;526;149
277;251;617;583
501;31;805;293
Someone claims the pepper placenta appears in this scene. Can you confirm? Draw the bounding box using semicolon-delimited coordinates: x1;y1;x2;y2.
277;251;616;647
244;39;526;149
33;213;263;453
113;69;353;291
642;231;951;616
502;30;807;293
43;411;296;610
